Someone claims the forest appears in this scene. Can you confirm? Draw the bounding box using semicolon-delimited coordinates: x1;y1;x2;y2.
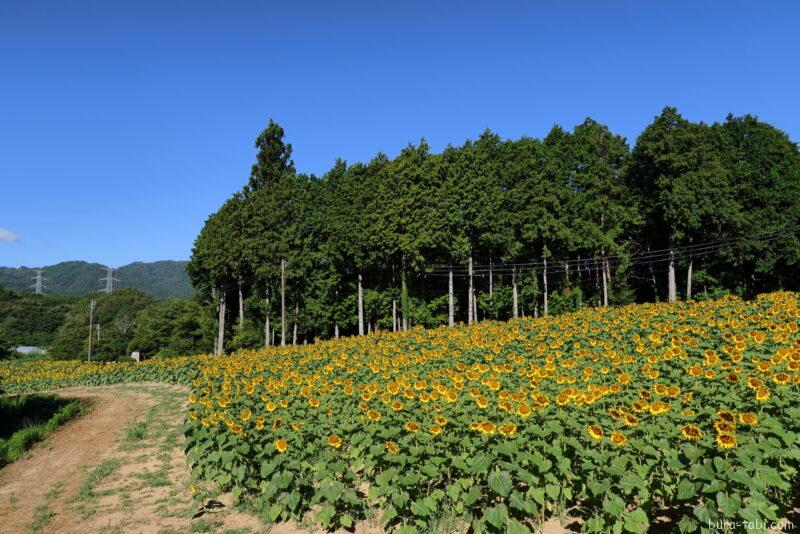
187;106;800;354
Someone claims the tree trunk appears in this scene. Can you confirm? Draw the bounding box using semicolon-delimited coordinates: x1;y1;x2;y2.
238;281;244;328
512;267;518;319
473;291;478;322
543;256;549;316
448;265;454;327
686;257;693;301
334;321;339;338
392;300;397;332
281;259;286;346
216;287;226;355
264;286;271;346
668;235;677;303
357;271;365;336
468;255;474;324
292;301;298;346
489;258;493;318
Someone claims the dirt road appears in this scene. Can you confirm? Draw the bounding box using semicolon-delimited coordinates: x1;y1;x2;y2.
0;384;261;534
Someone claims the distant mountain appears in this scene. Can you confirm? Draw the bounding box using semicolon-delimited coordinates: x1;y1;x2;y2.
0;260;193;299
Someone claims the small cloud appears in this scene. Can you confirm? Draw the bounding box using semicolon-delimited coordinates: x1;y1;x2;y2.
0;228;19;242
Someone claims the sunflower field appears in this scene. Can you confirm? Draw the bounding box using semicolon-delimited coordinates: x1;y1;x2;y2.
2;292;800;533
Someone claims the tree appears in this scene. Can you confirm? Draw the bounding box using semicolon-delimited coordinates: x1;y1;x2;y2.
128;299;214;358
628;107;735;302
566;118;639;306
50;289;155;361
245;119;296;193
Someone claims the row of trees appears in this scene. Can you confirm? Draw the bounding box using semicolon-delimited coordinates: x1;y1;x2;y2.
188;108;800;353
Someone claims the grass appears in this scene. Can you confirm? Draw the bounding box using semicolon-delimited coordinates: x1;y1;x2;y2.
27;504;55;533
123;421;147;443
74;458;121;504
0;395;88;467
191;518;224;532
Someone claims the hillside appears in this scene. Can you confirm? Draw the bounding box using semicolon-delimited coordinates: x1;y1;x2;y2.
0;260;193;299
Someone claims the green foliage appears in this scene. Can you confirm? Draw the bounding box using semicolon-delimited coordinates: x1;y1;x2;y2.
50;289;156;361
0;285;77;348
0;394;86;467
128;298;214;357
186;112;800;349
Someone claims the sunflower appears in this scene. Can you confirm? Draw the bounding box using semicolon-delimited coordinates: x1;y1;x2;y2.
680;424;702;440
480;421;496;435
623;414;639;427
755;387;771;401
265;401;277;412
649;402;670;415
475;396;489;409
428;425;443;436
240;409;252;422
517;404;533;418
274;439;288;453
498;423;517;437
367;410;381;422
716;433;737;449
610;431;627;446
714;421;736;434
391;401;404;411
739;412;758;426
385;441;399;454
716;410;736;423
773;372;791;385
404;421;420;433
308;398;320;408
587;425;604;441
327;435;342;449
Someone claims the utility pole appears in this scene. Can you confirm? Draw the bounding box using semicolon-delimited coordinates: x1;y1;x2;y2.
31;269;46;294
280;259;286;346
87;299;96;362
99;267;119;293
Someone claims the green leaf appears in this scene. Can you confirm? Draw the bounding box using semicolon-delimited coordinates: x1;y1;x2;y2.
410;499;430;517
716;492;736;516
623;508;649;533
506;518;530;534
603;493;625;517
677;516;697;533
483;503;508;530
676;478;695;500
488;470;513;498
339;514;353;528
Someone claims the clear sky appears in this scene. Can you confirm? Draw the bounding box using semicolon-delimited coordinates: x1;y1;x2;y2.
1;1;798;268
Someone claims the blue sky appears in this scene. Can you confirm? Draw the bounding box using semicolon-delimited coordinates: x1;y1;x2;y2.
1;1;798;268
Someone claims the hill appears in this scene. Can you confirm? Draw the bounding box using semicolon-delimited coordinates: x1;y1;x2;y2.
0;261;193;299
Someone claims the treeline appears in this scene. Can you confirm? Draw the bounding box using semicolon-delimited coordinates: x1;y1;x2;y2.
47;289;214;360
0;286;77;349
188;107;800;353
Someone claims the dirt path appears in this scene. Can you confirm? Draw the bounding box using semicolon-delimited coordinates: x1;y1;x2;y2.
0;384;262;534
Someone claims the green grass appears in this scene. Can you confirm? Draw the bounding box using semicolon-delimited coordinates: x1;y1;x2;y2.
123;421;147;443
0;395;87;467
75;458;121;501
191;518;224;532
27;504;55;533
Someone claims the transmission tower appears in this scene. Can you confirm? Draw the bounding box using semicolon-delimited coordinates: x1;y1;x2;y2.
31;269;46;294
99;267;120;293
